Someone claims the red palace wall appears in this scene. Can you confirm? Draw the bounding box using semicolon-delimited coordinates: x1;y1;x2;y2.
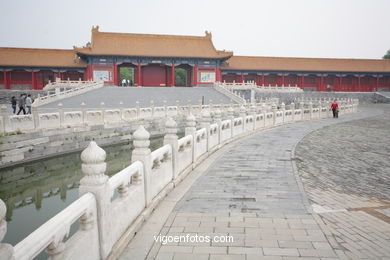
221;73;390;92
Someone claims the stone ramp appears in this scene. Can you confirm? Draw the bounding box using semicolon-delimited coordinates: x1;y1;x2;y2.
120;106;382;260
38;87;236;111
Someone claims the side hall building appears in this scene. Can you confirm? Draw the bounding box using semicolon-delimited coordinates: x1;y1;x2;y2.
1;26;390;92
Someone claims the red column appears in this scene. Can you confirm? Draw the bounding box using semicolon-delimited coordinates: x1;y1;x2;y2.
193;64;198;87
240;74;244;83
138;63;142;87
320;75;324;92
261;75;265;86
375;76;379;91
357;76;361;91
31;71;36;90
113;63;118;86
215;67;220;82
85;65;93;81
58;72;62;81
339;76;342;91
171;63;175;87
301;75;305;89
3;70;10;89
281;75;285;86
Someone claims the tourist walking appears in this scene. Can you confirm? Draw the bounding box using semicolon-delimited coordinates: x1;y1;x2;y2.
25;94;33;114
17;94;26;115
11;96;17;114
331;100;339;118
121;79;126;87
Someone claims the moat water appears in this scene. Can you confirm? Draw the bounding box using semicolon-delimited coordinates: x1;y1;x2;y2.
0;137;166;247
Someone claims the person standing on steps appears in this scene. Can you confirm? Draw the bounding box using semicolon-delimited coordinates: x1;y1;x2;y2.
25;94;33;114
11;96;17;114
17;94;26;115
331;100;339;118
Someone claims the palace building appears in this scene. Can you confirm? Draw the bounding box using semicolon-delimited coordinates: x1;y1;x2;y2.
1;26;390;91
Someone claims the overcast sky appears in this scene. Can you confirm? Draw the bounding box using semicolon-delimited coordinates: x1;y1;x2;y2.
1;0;389;59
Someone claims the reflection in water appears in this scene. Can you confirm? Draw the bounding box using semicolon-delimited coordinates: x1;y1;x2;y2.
0;137;164;246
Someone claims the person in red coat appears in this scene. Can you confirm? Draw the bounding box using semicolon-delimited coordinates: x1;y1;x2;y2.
331;100;339;118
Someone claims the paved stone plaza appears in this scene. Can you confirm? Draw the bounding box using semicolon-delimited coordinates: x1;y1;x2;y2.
38;87;234;111
295;104;390;259
120;105;389;259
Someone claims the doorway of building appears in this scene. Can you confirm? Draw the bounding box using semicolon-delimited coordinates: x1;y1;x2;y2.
175;68;186;86
175;64;192;87
119;67;134;86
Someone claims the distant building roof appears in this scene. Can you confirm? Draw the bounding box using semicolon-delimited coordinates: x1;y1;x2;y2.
222;56;390;73
74;26;233;59
0;48;86;68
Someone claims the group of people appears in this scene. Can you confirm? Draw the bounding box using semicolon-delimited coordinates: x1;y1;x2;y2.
121;79;133;87
11;94;34;115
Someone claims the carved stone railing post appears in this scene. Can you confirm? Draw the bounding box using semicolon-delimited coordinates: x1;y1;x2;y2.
187;100;192;116
119;101;124;121
79;141;110;258
239;105;246;131
200;110;211;151
32;106;39;130
163;118;178;180
250;104;256;130
176;100;180;113
281;102;286;123
80;102;86;125
227;106;234;138
271;103;277;125
290;102;295;121
150;100;155;117
163;100;167;117
131;126;152;206
58;103;64;127
318;100;322;117
309;101;313;120
100;102;105;123
185;113;196;164
0;199;14;260
136;101;140;119
214;108;222;145
0;105;10;134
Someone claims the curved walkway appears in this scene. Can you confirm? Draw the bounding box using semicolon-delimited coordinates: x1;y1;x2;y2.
120;106;383;260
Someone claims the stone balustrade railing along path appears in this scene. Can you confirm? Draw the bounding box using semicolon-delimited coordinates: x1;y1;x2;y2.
0;98;358;259
0;97;282;135
32;80;104;107
216;81;304;93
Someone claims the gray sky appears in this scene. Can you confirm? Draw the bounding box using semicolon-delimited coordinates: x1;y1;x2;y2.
1;0;389;59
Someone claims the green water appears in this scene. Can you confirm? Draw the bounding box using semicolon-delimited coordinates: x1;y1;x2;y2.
0;137;165;246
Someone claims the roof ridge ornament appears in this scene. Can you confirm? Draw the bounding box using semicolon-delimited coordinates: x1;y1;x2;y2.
205;30;212;39
92;25;100;33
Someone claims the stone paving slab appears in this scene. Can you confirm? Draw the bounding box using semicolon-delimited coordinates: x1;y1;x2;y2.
120;106;384;259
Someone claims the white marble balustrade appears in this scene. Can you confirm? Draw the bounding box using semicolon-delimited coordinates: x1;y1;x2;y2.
0;98;359;260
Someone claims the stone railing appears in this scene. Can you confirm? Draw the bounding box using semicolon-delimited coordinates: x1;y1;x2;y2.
0;98;359;260
214;82;247;104
218;81;303;93
33;81;104;107
43;79;97;90
0;100;273;134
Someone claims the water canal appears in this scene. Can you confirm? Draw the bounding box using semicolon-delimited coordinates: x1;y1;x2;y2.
0;136;167;246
